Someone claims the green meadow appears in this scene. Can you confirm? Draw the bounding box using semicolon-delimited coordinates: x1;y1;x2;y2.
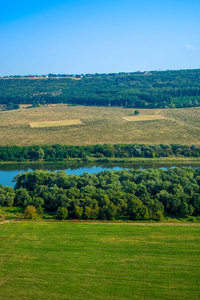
1;221;200;299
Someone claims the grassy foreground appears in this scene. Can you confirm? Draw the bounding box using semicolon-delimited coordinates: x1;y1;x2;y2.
1;222;200;299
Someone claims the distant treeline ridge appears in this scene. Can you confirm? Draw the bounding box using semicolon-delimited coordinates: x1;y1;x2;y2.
1;69;200;109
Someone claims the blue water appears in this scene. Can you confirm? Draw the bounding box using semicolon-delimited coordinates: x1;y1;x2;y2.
0;163;198;188
0;165;125;187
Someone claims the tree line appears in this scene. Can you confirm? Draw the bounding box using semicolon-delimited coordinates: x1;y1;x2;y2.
1;69;200;109
0;168;200;221
0;144;199;162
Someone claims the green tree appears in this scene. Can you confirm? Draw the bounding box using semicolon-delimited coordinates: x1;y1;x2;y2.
74;206;83;219
84;206;92;219
38;148;45;160
99;203;117;220
56;207;68;220
179;202;189;218
128;199;149;220
193;195;200;215
15;187;32;207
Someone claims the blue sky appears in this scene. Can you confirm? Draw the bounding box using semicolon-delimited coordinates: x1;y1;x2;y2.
0;0;199;76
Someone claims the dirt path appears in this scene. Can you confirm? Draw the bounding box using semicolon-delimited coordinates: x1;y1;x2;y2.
69;221;200;226
155;110;161;114
168;117;200;130
0;220;10;225
0;219;199;226
156;111;200;130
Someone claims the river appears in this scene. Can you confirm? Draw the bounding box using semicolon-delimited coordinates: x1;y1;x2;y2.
0;162;199;188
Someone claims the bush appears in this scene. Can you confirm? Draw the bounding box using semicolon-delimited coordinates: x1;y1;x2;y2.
153;210;164;221
56;207;68;220
0;214;5;222
24;205;37;220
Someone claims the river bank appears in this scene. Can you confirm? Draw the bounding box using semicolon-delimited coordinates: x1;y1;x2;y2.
0;156;200;165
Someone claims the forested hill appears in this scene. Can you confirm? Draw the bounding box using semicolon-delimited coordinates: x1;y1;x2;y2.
1;69;200;109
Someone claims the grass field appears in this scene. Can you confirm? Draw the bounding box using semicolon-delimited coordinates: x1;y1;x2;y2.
0;221;200;299
0;105;200;146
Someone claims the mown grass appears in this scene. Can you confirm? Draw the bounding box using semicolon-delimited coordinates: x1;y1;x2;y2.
0;222;200;299
30;119;83;128
122;115;167;121
0;105;200;146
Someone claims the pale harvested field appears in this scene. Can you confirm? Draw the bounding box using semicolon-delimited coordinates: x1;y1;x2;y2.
30;119;83;128
122;115;167;121
0;105;200;146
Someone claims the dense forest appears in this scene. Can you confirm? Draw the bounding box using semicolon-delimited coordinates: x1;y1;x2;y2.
1;69;200;109
0;143;200;162
1;168;200;220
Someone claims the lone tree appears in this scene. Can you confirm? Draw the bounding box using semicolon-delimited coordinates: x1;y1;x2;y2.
24;205;37;220
134;110;139;115
38;148;45;160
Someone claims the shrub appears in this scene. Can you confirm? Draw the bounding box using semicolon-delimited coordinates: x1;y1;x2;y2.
56;207;68;220
153;210;164;221
0;213;5;222
24;205;37;220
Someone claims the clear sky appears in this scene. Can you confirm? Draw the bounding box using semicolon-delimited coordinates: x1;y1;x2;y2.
0;0;199;76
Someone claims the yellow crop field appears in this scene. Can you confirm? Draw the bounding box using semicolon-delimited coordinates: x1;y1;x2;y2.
30;119;83;128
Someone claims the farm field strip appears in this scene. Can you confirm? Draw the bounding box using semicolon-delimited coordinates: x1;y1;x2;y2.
29;119;83;128
0;222;200;299
122;115;167;121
